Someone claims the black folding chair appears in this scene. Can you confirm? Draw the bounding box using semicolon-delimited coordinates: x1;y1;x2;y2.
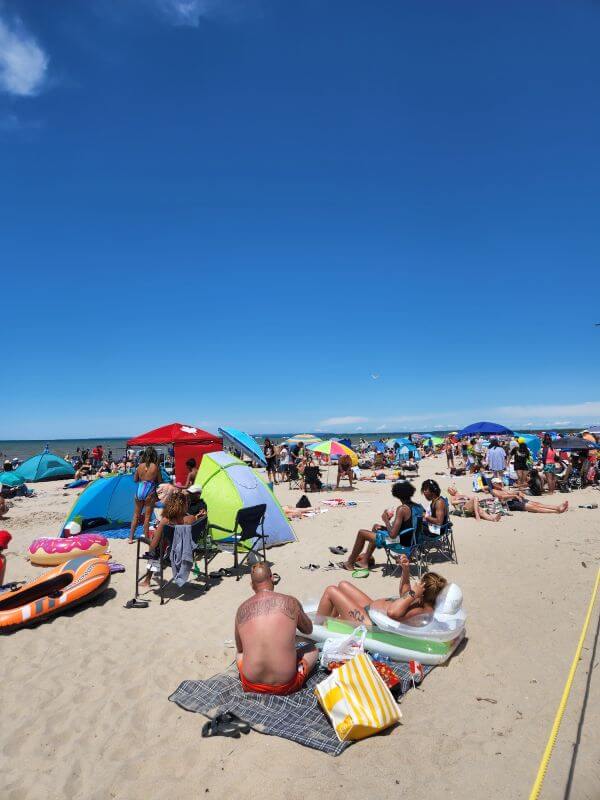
288;463;302;490
417;518;458;573
208;504;268;580
135;517;217;604
303;465;322;492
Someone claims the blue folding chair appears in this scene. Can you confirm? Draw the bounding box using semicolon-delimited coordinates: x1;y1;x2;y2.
378;504;425;577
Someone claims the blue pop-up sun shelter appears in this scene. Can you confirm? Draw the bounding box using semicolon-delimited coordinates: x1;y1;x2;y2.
63;473;143;538
16;452;75;482
62;468;171;537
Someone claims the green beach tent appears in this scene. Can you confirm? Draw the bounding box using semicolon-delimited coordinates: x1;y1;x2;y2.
196;451;295;546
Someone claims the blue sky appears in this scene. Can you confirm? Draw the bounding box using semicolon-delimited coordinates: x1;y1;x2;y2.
1;0;599;438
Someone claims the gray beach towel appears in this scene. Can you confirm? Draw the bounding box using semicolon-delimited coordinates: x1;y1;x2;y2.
169;661;434;756
170;524;193;587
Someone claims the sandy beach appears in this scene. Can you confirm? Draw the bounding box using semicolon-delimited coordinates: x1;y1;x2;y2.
1;456;599;800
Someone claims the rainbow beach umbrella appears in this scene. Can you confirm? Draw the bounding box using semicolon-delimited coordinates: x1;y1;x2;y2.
309;439;359;466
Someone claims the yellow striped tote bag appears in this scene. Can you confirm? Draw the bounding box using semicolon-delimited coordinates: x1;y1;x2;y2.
315;653;401;741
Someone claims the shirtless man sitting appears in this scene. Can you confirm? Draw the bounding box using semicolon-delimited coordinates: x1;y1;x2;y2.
235;563;318;695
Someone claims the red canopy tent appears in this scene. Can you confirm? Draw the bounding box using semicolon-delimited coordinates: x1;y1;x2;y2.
127;423;222;484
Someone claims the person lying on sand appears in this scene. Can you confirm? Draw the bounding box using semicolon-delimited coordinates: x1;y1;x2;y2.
340;481;423;570
316;555;447;625
235;563;318;695
488;479;568;514
447;486;501;522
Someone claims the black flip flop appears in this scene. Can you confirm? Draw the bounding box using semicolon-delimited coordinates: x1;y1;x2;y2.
201;714;243;739
124;598;149;609
220;712;251;734
329;546;348;555
209;568;232;579
300;564;320;571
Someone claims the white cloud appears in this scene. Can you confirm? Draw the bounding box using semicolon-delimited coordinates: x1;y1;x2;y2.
154;0;231;26
0;15;48;96
355;426;363;431
320;416;369;426
376;424;387;431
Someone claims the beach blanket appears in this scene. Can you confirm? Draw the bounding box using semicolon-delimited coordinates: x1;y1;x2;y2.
169;661;433;756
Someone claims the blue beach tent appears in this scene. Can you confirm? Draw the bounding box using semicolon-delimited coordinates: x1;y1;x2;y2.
63;473;140;537
16;452;75;482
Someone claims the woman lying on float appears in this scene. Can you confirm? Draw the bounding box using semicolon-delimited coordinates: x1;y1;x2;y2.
316;554;446;626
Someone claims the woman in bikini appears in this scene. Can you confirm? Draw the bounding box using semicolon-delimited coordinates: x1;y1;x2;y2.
316;555;447;625
128;446;161;543
447;486;501;522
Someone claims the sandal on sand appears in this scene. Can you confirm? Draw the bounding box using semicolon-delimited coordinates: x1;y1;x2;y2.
300;564;320;571
329;546;348;555
351;568;370;579
202;712;250;739
124;598;149;609
209;568;232;579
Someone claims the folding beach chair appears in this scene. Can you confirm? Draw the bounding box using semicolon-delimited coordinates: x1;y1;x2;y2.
379;505;424;577
135;517;218;605
288;463;302;490
416;499;458;573
303;465;323;492
208;504;268;581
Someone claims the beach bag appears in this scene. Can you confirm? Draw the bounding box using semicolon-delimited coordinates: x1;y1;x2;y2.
296;495;311;508
320;625;367;669
472;474;485;492
315;653;402;741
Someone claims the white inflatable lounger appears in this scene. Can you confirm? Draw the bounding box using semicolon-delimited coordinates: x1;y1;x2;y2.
301;583;466;666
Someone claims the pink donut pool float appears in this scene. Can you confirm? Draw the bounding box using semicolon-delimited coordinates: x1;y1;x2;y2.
29;533;109;566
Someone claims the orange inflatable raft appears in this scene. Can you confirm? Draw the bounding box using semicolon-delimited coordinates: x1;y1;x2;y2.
0;556;111;633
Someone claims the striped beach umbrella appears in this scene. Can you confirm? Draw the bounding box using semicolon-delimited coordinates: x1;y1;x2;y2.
309;439;359;466
285;434;323;446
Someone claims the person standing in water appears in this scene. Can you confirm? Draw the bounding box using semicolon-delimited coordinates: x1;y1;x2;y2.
128;446;161;543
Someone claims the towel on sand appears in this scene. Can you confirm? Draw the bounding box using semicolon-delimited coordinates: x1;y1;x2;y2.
169;661;433;756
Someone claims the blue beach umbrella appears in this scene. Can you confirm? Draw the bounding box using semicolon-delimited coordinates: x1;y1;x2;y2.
218;427;267;467
457;421;513;437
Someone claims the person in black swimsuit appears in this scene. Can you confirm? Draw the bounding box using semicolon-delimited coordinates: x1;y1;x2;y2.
510;439;531;488
264;438;278;485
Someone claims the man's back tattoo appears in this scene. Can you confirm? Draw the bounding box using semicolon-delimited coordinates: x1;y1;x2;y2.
236;594;298;625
